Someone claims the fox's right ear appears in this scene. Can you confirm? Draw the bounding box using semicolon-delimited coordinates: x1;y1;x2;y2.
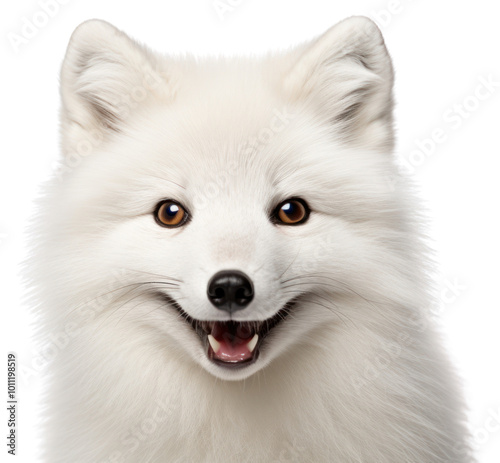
59;20;174;156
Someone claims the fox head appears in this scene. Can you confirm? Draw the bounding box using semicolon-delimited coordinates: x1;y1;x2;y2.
32;17;425;382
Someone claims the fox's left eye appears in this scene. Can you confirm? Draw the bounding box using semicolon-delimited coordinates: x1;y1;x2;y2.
272;198;310;225
154;200;189;228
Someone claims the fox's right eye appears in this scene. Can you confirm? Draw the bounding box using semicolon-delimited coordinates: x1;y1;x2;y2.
154;200;189;228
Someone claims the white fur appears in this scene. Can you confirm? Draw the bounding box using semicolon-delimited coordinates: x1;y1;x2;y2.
27;17;473;462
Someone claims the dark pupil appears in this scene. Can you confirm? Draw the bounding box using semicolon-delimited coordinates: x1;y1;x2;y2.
282;202;295;216
166;204;179;217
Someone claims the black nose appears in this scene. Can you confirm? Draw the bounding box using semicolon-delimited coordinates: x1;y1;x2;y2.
207;270;254;313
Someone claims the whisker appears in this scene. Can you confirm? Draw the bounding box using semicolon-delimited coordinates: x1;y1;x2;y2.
282;273;383;305
277;248;302;281
124;268;183;283
65;282;151;319
299;295;355;328
115;299;152;326
66;281;179;323
94;290;148;330
135;302;168;322
282;276;393;324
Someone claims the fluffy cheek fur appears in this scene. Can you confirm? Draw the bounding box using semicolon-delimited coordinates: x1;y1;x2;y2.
27;16;473;463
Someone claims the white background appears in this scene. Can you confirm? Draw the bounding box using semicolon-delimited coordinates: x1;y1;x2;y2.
1;0;499;461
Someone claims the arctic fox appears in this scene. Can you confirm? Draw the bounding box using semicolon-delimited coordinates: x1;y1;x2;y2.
28;16;473;462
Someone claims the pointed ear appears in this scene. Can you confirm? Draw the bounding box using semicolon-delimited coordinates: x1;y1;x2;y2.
284;16;394;149
59;20;173;156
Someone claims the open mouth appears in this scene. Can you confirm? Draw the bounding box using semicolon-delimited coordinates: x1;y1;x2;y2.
167;297;296;368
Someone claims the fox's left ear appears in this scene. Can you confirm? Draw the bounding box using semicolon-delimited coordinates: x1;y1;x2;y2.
59;20;173;156
285;16;394;149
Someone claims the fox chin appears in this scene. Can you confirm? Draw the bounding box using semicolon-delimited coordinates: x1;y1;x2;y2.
27;16;474;462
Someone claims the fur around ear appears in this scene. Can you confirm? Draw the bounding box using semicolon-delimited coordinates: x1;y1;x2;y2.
59;20;173;156
285;16;394;149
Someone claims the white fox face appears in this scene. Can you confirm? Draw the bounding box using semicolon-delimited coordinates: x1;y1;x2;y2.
37;17;415;381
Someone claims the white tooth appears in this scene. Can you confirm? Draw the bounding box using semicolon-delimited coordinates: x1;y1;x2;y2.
247;334;259;353
208;335;220;353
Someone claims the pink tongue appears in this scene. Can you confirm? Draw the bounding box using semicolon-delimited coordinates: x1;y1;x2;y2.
211;323;254;362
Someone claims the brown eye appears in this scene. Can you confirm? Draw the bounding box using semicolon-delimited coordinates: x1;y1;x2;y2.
155;200;189;228
273;198;310;225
